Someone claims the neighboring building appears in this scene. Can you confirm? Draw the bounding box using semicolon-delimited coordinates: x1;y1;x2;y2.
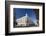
16;13;35;26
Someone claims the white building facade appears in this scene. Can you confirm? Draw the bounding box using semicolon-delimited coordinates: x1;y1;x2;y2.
16;13;34;26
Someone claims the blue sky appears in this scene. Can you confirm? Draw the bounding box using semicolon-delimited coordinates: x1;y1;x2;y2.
14;8;37;24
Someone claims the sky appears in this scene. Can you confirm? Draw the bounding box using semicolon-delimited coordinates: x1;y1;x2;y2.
14;8;37;24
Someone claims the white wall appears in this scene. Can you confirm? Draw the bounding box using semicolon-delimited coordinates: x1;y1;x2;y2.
0;0;46;36
0;0;5;36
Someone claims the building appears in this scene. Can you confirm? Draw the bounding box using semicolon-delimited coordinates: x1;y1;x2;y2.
16;13;35;26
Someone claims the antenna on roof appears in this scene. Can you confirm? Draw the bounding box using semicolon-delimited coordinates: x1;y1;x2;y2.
25;13;28;17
